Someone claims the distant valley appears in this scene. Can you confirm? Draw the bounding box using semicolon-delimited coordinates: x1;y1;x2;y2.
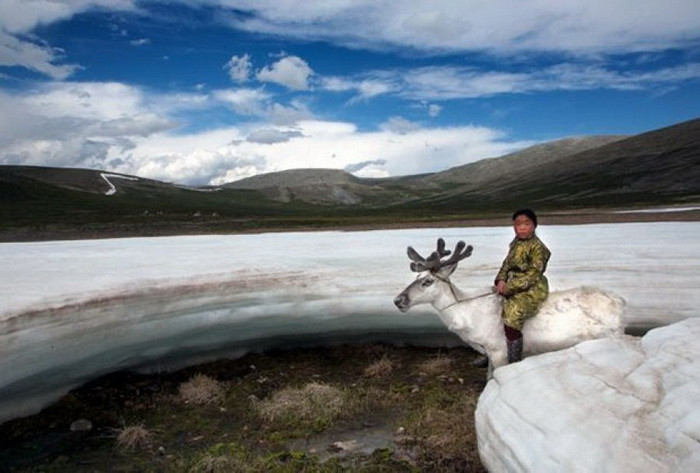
1;118;698;241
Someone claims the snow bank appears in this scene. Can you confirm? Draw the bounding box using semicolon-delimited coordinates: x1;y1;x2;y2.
475;318;700;472
0;222;697;424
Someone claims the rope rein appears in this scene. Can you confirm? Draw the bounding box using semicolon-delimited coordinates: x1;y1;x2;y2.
434;274;495;311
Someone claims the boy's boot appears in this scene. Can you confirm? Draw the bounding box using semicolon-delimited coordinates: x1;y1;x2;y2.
504;324;523;363
507;337;523;363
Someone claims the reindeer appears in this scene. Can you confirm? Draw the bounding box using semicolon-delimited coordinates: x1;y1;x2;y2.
394;239;625;377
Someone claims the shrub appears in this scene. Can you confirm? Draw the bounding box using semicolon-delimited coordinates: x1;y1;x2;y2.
178;374;224;405
255;382;345;431
418;354;454;376
116;424;152;451
363;355;395;378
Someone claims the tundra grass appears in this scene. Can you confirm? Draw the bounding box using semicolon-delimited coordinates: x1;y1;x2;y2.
0;344;488;472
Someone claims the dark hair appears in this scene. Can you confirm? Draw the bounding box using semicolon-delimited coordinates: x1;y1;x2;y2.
512;208;538;227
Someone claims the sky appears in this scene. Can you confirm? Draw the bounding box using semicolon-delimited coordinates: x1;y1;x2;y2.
0;0;699;185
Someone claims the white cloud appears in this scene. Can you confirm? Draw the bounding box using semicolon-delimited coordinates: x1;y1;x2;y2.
382;63;700;100
0;0;137;79
428;104;442;117
256;55;313;90
380;116;421;135
0;1;136;34
0;81;532;185
0;30;79;80
320;75;395;101
216;119;532;181
224;53;252;83
129;38;150;46
213;88;270;116
214;0;700;56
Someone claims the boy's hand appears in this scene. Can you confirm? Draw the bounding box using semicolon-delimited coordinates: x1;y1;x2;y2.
495;280;508;295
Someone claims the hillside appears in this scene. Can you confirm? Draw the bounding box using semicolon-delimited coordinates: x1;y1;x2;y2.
1;117;698;240
226;135;627;206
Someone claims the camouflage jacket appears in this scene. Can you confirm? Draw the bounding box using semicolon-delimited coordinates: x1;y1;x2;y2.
495;234;551;296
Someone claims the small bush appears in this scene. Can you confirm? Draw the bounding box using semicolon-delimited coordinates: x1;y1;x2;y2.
255;382;345;431
178;374;224;405
116;424;152;451
363;355;395;378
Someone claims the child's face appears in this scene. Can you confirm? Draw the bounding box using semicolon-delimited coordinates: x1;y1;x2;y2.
513;215;535;239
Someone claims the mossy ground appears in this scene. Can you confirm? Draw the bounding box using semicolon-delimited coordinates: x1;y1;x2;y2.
0;344;488;472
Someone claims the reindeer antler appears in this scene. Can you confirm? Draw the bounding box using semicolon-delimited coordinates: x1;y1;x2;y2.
407;238;473;273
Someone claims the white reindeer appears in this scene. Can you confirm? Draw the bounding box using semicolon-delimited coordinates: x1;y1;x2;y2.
394;239;625;377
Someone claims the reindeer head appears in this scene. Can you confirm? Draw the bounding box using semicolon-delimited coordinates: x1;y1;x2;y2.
393;238;473;312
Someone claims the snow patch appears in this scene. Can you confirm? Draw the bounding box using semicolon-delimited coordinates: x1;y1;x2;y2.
476;318;700;472
100;173;138;195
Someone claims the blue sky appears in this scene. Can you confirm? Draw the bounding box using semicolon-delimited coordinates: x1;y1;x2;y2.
1;0;699;185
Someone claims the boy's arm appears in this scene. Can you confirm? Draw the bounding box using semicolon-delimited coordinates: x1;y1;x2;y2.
494;257;509;285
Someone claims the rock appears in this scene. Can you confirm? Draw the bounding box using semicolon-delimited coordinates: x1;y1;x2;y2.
329;440;361;453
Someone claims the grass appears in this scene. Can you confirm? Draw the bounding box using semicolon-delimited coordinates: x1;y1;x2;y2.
177;374;225;406
116;425;153;451
0;344;489;472
255;382;346;432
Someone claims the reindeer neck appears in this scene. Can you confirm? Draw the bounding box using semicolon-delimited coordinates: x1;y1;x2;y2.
432;274;463;311
433;275;494;312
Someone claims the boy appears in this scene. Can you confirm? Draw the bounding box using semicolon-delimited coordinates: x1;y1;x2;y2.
494;208;550;363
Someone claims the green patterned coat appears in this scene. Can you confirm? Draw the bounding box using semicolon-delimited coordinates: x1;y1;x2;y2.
495;234;551;330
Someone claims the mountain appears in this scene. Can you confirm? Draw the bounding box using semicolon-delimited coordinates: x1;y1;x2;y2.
1;118;698;239
226;135;627;205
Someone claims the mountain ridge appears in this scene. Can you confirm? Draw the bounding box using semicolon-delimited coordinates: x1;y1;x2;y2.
1;117;698;239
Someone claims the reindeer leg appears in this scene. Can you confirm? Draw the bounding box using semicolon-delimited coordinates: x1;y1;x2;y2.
471;354;489;367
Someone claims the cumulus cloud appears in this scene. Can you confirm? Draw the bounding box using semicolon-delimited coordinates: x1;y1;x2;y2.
256;55;313;90
0;80;532;184
211;119;532;181
0;82;175;172
224;53;252;83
